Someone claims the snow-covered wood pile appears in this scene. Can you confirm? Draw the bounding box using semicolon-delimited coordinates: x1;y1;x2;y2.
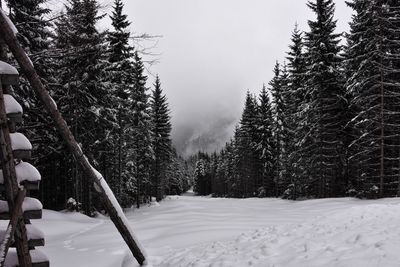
0;56;49;266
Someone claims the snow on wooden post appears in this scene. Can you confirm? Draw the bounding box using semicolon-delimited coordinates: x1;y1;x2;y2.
0;69;31;266
0;8;147;266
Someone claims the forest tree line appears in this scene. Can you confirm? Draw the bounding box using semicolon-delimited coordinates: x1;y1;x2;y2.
194;0;400;200
2;0;190;214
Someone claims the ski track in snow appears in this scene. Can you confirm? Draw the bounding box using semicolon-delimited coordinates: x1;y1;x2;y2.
157;203;400;267
63;218;105;251
24;195;400;267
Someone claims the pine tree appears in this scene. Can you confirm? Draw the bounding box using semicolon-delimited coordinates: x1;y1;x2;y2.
106;0;135;204
278;64;294;194
286;24;308;199
193;158;207;195
342;0;369;197
256;85;275;197
303;0;346;197
54;0;113;214
128;52;154;207
346;0;400;197
269;62;286;196
108;0;133;65
150;75;172;201
236;91;260;197
286;24;308;108
166;149;190;195
5;0;62;208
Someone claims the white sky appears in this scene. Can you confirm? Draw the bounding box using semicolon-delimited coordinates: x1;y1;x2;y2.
121;0;353;155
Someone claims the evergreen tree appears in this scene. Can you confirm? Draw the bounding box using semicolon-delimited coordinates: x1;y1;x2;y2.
278;64;294;194
256;85;275;196
193;158;207;195
166;149;190;195
286;24;308;108
106;0;135;204
346;0;400;197
236;92;260;197
108;0;133;64
5;0;62;208
269;62;286;196
128;52;154;207
54;0;113;214
150;75;172;201
286;24;308;199
302;0;346;197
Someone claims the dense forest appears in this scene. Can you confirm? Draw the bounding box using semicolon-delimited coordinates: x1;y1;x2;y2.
4;0;400;215
2;0;190;214
193;0;400;200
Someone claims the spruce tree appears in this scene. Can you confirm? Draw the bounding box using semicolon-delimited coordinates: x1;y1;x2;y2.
256;85;275;196
193;159;207;195
278;64;294;195
286;24;307;108
236;92;260;197
150;75;172;201
54;0;113;214
303;0;346;197
128;52;154;207
286;24;308;199
166;149;189;195
5;0;61;208
346;0;400;197
269;62;286;196
107;0;135;204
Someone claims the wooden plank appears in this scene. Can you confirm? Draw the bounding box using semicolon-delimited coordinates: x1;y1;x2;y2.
30;262;49;267
0;150;31;160
0;209;42;220
7;113;22;123
0;75;18;86
20;181;40;191
27;238;44;248
0;10;146;266
12;150;31;160
10;238;44;248
9;238;44;248
0;181;40;192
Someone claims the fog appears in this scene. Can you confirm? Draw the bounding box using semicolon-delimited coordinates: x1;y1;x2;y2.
119;0;352;157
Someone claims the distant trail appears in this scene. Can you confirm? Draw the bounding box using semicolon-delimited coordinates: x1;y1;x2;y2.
181;189;195;197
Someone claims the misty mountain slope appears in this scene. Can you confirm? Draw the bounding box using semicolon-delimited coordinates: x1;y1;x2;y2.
173;116;236;157
28;196;400;267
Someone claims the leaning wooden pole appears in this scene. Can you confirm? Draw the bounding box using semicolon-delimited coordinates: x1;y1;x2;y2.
0;11;146;266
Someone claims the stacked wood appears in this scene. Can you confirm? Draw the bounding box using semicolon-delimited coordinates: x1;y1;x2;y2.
0;59;48;267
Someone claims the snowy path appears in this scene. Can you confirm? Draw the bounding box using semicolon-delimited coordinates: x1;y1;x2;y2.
33;195;400;267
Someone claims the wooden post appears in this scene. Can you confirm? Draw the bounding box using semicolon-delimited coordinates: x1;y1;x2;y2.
0;10;146;266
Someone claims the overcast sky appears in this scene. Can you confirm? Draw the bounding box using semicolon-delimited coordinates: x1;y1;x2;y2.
114;0;352;156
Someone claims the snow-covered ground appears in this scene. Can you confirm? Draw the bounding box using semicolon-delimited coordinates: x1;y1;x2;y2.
31;194;400;267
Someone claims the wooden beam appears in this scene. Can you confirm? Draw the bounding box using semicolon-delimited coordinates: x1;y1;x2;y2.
0;9;146;266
